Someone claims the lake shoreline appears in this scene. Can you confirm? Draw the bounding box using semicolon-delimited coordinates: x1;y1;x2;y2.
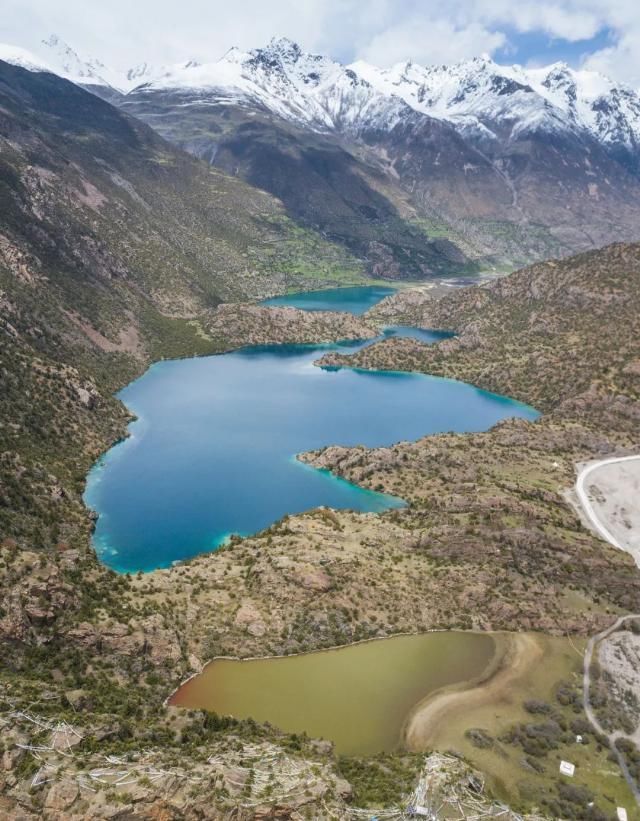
86;320;537;573
167;628;562;758
165;627;463;707
166;629;499;755
166;628;503;717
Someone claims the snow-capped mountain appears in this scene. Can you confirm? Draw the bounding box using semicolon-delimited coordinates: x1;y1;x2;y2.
351;56;640;154
120;37;640;267
40;34;122;90
4;34;640;270
0;35;159;94
2;34;639;155
117;37;640;153
130;38;413;133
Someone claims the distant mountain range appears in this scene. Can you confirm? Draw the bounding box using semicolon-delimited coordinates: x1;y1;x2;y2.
6;35;640;151
3;34;640;274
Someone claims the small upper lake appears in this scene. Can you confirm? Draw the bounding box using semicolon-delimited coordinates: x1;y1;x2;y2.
262;285;396;314
169;631;497;755
85;287;539;573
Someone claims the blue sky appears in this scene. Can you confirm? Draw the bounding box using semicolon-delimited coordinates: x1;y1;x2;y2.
2;1;640;86
493;26;616;67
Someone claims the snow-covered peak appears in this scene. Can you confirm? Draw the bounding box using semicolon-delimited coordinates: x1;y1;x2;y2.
0;34;124;92
263;36;303;63
518;62;640;148
134;38;390;131
351;56;535;117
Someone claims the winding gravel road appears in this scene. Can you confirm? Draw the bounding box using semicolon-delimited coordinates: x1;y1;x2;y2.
576;455;640;807
576;454;640;558
583;615;640;805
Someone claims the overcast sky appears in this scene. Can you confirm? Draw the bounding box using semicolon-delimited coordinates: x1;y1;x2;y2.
2;0;640;86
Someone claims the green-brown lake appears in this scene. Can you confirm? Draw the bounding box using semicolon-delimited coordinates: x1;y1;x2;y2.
169;632;496;755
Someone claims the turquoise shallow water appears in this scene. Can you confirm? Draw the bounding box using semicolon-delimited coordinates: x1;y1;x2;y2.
85;287;539;573
261;285;396;314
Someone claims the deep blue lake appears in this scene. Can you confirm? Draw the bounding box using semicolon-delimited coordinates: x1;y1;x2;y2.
85;287;539;573
262;285;396;314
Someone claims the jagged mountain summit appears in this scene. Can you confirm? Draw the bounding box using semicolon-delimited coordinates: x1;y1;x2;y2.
128;38;412;133
126;37;640;156
353;56;640;166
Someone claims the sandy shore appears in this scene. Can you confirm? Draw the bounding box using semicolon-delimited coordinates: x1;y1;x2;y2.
403;632;544;750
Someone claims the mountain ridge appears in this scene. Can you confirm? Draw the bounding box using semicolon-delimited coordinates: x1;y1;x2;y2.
117;37;640;271
4;35;639;159
4;35;640;274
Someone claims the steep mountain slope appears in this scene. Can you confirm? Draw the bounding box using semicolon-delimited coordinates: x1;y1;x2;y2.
120;38;518;265
120;94;477;277
115;39;482;277
0;57;377;333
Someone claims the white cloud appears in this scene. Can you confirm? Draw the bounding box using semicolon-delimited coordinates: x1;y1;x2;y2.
464;0;604;41
0;0;343;68
356;18;506;66
578;3;640;87
583;35;640;88
469;0;640;86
